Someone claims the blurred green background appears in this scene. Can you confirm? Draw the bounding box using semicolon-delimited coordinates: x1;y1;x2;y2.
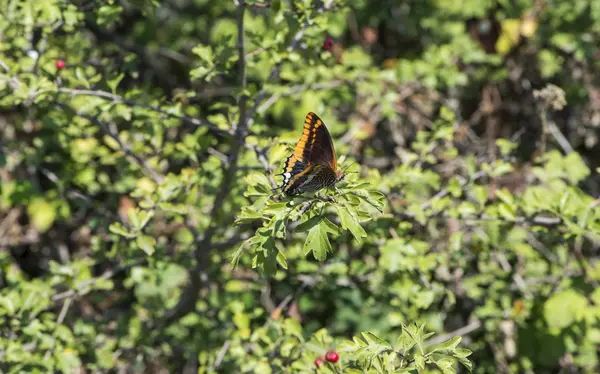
1;0;600;373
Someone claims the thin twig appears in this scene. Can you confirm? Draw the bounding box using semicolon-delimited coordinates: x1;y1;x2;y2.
55;88;227;136
257;79;349;115
212;340;231;370
420;171;487;211
246;19;310;122
547;120;574;154
423;319;482;348
44;297;73;360
57;103;164;183
393;208;562;227
52;259;145;302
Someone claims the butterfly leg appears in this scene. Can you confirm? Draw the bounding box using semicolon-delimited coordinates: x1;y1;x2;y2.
322;188;336;203
316;190;329;201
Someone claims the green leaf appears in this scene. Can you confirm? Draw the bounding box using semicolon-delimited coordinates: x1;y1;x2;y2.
559;190;570;212
336;205;367;243
414;354;425;370
136;235;156;256
0;296;16;315
107;73;125;93
497;202;516;220
564;152;590;184
362;331;392;349
109;222;135;238
295;215;322;232
271;0;281;12
304;219;333;261
434;357;457;374
27;198;56;233
245;173;270;188
544;289;588;330
97;5;123;26
430;336;461;353
454;348;473;371
231;237;255;268
496;138;517;155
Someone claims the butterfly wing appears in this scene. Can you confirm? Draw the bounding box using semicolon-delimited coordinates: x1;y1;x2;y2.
280;112;338;195
304;112;338;171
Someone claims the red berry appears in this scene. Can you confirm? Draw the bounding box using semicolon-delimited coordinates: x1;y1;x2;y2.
56;59;65;70
314;356;325;367
322;37;334;51
325;350;339;363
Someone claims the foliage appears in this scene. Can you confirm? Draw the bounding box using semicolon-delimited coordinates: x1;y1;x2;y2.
1;0;600;373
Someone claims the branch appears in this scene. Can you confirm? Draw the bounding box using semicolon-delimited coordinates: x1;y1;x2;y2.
423;319;482;348
257;79;349;115
55;88;227;136
246;18;310;122
57;103;164;183
393;209;562;227
44;297;72;360
161;1;251;326
420;171;487;211
51;259;145;302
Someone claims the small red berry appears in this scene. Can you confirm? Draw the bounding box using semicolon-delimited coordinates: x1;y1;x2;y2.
315;356;325;367
56;59;65;70
325;350;339;363
322;37;334;51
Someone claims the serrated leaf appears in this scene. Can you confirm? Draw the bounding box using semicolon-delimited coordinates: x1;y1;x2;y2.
362;332;392;349
454;348;472;358
430;336;461;353
321;217;341;235
336;205;367;243
435;357;457;374
454;353;473;371
304;220;332;261
231;237;254;268
245;173;270;188
295;215;322;232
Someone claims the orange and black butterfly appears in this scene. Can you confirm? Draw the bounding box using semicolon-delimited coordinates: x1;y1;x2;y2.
278;112;345;196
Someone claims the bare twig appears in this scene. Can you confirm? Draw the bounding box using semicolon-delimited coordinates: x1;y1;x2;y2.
247;143;276;187
246;19;310;122
44;296;73;360
547;120;575;154
39;167;128;226
393;208;562;227
423;319;482;348
257;79;349;115
211;340;231;370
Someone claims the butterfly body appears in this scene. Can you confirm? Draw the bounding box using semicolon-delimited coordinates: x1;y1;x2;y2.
279;112;344;196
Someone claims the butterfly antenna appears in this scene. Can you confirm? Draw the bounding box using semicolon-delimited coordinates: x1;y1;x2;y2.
341;161;357;174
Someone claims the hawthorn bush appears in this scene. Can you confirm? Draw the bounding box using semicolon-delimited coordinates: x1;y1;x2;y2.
1;0;600;373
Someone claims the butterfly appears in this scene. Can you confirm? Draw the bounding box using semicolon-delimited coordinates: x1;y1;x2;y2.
278;112;345;196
